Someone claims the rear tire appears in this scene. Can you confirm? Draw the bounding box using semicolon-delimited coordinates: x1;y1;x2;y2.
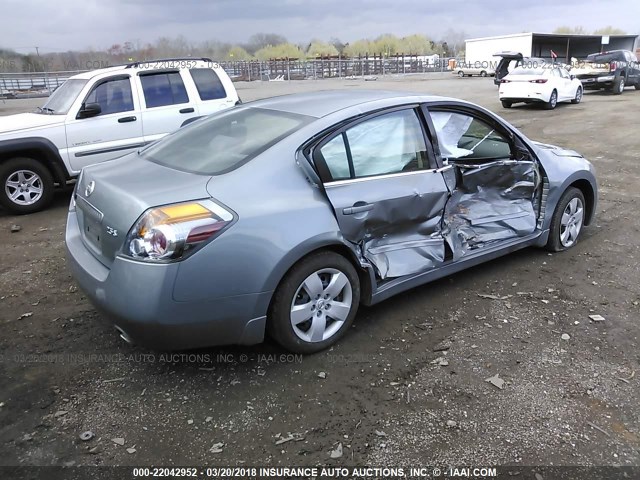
545;90;558;110
546;187;586;252
613;76;625;94
0;157;54;214
501;100;512;109
480;70;487;77
458;71;465;77
634;82;640;90
267;251;360;354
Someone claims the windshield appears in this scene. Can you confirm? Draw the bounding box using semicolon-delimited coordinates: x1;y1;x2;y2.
39;79;88;115
141;107;314;175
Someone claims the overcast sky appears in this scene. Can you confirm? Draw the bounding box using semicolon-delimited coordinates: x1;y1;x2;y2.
3;0;638;52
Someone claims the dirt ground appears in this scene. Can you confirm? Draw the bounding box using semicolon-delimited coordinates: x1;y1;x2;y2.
1;74;640;471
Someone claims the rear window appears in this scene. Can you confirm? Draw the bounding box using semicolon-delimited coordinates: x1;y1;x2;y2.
510;67;548;75
586;52;624;63
140;107;313;175
190;68;227;100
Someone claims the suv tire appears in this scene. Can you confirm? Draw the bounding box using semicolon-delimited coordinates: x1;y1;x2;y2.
613;76;625;94
0;157;54;214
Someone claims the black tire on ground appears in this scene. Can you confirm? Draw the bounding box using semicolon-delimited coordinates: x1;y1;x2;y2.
501;100;512;109
634;82;640;90
267;251;360;354
546;187;586;252
613;76;625;94
458;71;465;77
480;70;487;77
571;86;583;104
0;157;54;214
545;89;558;110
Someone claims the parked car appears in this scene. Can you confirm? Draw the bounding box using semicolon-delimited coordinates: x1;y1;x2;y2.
0;58;239;214
493;52;548;85
66;91;597;353
573;50;640;94
499;64;583;109
453;61;494;78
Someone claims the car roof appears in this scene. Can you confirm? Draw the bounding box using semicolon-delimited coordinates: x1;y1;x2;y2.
245;90;450;118
69;59;218;80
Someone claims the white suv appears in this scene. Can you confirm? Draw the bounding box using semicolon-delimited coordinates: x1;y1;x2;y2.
0;58;240;214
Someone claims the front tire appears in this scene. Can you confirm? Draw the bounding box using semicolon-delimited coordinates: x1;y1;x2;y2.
268;251;360;354
545;89;558;110
571;86;583;104
546;187;586;252
501;100;512;109
480;70;487;77
0;157;54;214
458;71;465;77
613;76;625;94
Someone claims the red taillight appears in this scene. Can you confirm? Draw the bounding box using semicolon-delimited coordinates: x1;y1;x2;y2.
609;61;616;71
529;79;548;84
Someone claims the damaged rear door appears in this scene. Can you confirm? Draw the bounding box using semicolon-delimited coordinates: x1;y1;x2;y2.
312;107;450;280
425;105;541;259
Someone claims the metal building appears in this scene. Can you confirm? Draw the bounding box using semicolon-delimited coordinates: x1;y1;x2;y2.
465;32;639;64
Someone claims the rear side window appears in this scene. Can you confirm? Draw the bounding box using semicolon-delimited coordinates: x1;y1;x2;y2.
140;107;313;175
190;68;227;100
140;72;189;108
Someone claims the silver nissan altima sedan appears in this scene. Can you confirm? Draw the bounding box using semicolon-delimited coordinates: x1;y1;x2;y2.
65;90;597;353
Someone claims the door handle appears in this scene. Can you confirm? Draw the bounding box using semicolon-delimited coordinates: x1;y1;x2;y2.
343;203;374;215
118;116;137;123
179;108;195;114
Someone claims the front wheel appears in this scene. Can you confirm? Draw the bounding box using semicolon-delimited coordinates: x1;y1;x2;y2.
571;86;583;104
480;70;487;77
0;157;54;214
545;90;558;110
501;100;512;109
458;71;465;77
268;251;361;353
546;187;586;252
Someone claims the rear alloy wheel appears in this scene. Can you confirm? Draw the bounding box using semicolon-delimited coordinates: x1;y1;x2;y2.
571;86;583;104
613;76;625;94
546;187;586;252
458;71;465;77
0;157;54;214
545;90;558;110
501;100;512;109
268;251;360;353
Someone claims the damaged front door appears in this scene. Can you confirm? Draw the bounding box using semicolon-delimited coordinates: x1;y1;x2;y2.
313;107;450;280
427;107;541;259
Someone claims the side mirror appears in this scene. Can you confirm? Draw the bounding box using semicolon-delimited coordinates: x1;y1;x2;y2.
77;102;101;119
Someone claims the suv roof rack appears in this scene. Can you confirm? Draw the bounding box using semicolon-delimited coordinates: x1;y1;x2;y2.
125;57;213;68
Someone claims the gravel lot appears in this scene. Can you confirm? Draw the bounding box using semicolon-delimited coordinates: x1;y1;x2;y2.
1;74;639;470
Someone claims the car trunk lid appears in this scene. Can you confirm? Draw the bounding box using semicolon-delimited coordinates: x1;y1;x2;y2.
74;153;212;267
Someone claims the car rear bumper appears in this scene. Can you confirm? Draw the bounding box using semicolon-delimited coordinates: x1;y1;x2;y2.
579;76;615;88
499;86;548;103
65;211;270;350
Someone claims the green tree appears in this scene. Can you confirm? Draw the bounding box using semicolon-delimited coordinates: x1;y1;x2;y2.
226;46;252;61
553;26;588;34
398;34;434;55
343;39;375;57
374;34;400;56
593;26;626;35
254;43;302;60
306;41;339;57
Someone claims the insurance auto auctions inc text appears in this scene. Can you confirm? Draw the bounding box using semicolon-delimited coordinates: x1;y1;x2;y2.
256;466;497;478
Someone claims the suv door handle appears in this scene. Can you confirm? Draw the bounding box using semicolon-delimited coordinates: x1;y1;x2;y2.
179;108;195;114
343;203;374;215
118;116;137;123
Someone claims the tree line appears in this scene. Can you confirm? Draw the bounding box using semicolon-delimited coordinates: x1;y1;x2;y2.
0;31;467;73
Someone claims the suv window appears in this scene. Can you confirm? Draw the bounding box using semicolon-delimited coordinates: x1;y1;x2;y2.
190;68;227;100
319;109;429;180
140;72;189;108
84;77;133;115
430;111;511;162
